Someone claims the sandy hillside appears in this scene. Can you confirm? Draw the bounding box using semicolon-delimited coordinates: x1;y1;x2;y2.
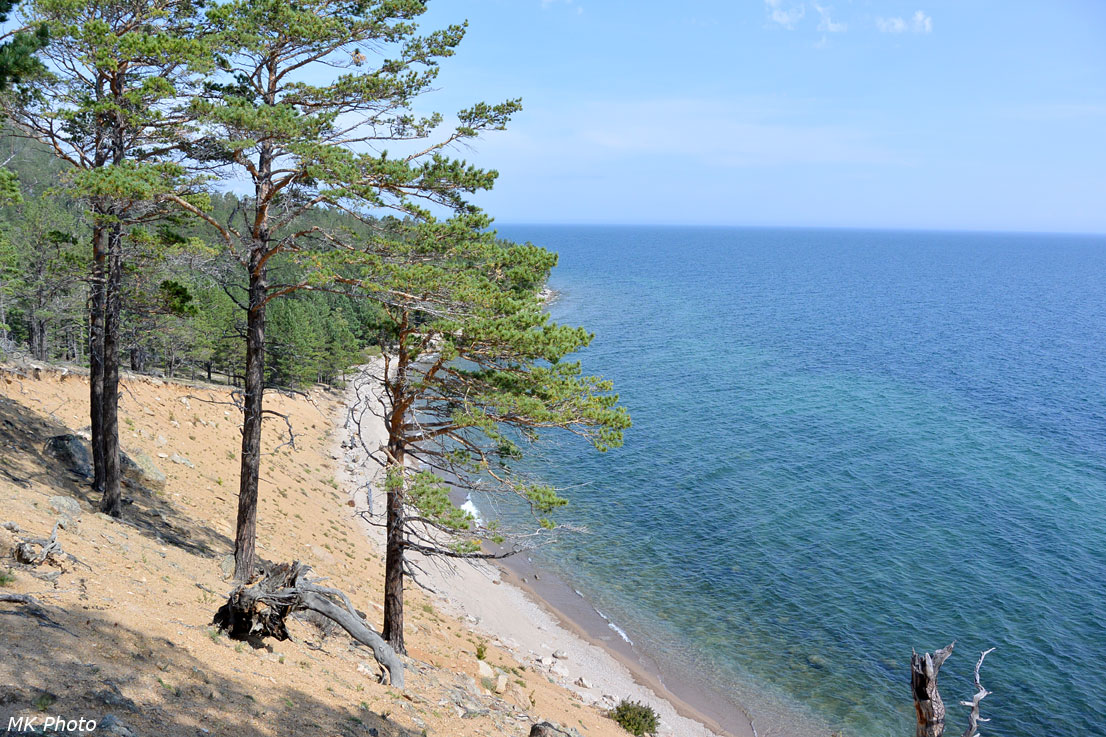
0;363;642;737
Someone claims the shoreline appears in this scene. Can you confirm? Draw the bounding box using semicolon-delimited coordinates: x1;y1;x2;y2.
496;552;759;737
335;363;757;737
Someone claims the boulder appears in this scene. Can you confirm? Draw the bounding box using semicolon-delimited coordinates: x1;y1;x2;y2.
121;450;166;491
477;659;495;680
43;434;92;478
494;673;508;694
552;649;568;660
49;495;82;520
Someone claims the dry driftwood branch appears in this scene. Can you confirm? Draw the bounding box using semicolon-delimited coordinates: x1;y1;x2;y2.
13;523;90;570
0;592;60;625
960;648;995;737
912;642;995;737
15;523;63;566
0;592;43;608
213;561;403;689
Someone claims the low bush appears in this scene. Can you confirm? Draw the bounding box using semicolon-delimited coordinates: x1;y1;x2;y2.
608;699;659;736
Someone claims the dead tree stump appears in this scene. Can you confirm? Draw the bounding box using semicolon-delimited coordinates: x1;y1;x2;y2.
214;561;404;689
911;642;994;737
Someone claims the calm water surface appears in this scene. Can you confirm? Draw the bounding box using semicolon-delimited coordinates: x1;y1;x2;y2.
491;226;1106;737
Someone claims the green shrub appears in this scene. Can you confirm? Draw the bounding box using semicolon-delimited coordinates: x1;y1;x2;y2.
475;641;488;660
608;699;659;736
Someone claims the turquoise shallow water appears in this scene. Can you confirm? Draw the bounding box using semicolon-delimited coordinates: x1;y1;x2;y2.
492;225;1106;737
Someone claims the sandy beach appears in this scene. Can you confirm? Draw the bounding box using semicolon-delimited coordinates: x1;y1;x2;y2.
336;361;758;737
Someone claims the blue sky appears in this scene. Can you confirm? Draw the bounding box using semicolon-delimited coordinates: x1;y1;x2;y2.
412;1;1106;233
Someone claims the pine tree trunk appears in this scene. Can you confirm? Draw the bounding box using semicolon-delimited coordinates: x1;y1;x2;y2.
98;221;123;517
233;261;266;581
382;315;410;655
89;224;106;493
382;454;406;655
98;81;126;517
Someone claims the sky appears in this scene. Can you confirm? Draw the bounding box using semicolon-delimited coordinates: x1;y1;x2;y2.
408;1;1106;233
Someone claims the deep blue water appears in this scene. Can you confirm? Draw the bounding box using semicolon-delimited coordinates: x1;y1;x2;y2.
494;225;1106;737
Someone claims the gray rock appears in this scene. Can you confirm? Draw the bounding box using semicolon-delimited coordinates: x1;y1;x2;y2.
552;649;568;660
49;495;82;519
169;453;194;468
219;554;234;580
43;434;92;478
97;714;138;736
121;450;166;491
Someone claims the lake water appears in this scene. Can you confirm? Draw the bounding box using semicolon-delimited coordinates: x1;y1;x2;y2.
492;225;1106;737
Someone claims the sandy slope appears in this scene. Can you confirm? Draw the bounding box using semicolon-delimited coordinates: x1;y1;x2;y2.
338;363;731;737
0;362;646;736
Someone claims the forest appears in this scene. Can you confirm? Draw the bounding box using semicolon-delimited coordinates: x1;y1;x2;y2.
1;127;375;388
0;0;628;679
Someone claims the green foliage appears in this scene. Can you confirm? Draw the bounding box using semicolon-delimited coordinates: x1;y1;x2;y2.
0;568;15;586
608;699;659;737
363;218;629;560
0;0;48;92
475;641;487;660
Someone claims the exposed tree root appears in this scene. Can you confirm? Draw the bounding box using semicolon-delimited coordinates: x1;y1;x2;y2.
213;561;403;689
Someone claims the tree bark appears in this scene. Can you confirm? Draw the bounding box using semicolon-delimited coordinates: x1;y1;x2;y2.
233;259;266;581
98;219;123;516
89;223;106;494
382;454;405;654
382;315;411;655
912;642;955;737
97;79;126;516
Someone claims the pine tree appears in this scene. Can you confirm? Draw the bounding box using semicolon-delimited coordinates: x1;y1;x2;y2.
3;0;210;514
347;218;630;653
180;0;519;581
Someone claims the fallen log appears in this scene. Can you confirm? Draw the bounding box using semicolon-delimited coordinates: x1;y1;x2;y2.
13;522;90;570
213;561;403;689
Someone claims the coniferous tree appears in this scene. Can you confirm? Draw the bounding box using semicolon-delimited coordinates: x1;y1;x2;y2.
347;218;630;653
180;0;519;581
2;0;210;514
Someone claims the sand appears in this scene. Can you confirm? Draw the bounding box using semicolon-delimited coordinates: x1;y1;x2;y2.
0;361;667;736
338;362;755;737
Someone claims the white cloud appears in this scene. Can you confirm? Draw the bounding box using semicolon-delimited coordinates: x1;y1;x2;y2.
765;0;806;30
813;3;846;33
876;16;907;33
877;10;932;33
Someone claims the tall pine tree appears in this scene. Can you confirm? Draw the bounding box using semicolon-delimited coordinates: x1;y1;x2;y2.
178;0;518;581
3;0;210;514
346;218;630;653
